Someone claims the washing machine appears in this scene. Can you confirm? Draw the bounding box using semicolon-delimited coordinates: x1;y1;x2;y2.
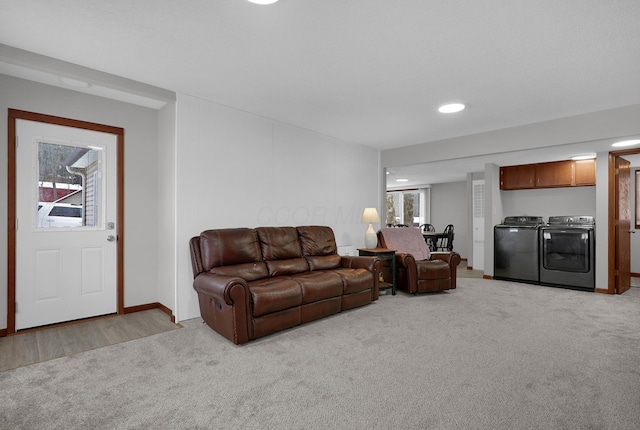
494;216;545;284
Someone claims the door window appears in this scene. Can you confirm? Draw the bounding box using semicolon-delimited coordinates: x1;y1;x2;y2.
36;140;103;229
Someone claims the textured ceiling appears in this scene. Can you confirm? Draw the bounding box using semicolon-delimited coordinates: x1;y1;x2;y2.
1;0;639;153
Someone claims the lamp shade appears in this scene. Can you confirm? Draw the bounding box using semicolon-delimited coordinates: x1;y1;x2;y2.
361;208;380;223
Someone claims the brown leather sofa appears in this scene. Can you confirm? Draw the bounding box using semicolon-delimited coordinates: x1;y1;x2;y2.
189;226;381;345
377;227;461;293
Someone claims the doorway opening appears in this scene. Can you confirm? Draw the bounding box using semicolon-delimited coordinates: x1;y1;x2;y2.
606;147;640;295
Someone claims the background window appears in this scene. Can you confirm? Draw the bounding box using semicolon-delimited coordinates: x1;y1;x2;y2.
386;191;421;226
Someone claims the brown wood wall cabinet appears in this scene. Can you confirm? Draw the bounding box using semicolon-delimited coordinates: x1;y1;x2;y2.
574;159;597;186
500;159;595;190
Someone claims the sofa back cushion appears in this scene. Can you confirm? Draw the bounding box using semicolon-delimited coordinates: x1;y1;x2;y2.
297;226;341;270
256;227;309;276
199;229;268;280
210;263;270;282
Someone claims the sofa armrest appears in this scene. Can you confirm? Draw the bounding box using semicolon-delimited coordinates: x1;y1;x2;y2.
340;256;381;300
189;236;204;278
340;256;378;271
193;272;251;345
193;272;249;306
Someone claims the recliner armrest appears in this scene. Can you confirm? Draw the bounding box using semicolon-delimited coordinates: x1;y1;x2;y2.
430;251;461;267
429;251;461;289
394;252;416;268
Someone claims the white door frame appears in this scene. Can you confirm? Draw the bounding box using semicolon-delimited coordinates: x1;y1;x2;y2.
7;109;124;334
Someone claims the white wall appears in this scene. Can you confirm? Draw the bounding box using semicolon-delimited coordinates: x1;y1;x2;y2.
0;74;160;329
501;186;596;220
174;94;380;322
430;181;467;258
157;102;177;313
594;152;609;290
484;164;503;277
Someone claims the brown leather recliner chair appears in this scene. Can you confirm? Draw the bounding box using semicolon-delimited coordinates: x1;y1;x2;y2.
377;227;461;293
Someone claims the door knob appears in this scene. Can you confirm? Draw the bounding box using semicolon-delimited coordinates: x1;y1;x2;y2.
107;235;116;242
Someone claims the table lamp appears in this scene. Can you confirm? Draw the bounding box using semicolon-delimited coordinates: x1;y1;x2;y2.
361;207;380;249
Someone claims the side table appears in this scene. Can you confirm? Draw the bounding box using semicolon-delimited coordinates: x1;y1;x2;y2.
358;248;396;295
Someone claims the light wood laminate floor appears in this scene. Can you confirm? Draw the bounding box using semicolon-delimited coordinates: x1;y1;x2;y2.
0;308;180;372
457;260;484;278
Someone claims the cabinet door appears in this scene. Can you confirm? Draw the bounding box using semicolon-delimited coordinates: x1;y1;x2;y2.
500;165;535;190
574;159;596;186
536;161;573;187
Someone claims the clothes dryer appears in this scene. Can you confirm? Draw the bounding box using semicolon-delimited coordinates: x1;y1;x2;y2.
539;216;595;291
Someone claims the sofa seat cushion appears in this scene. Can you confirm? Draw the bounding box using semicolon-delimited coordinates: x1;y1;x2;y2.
416;259;450;280
290;271;343;304
332;268;374;294
248;277;302;318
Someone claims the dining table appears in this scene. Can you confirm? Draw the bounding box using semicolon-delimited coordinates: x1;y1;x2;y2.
422;231;453;251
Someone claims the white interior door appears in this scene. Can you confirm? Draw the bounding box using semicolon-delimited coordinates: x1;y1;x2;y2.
15;119;118;330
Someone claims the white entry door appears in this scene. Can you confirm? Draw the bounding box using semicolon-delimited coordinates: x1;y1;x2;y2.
15;119;118;330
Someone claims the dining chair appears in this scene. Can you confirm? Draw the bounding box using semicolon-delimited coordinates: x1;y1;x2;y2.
437;224;454;251
420;223;436;250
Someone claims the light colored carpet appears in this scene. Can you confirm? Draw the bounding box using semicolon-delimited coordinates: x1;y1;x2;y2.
1;278;639;430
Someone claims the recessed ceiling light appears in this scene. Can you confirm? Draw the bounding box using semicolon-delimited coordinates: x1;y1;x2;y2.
396;178;409;182
438;103;465;113
571;153;597;160
247;0;279;4
612;139;640;147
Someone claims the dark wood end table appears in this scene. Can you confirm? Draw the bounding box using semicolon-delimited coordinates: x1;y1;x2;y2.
358;248;396;295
